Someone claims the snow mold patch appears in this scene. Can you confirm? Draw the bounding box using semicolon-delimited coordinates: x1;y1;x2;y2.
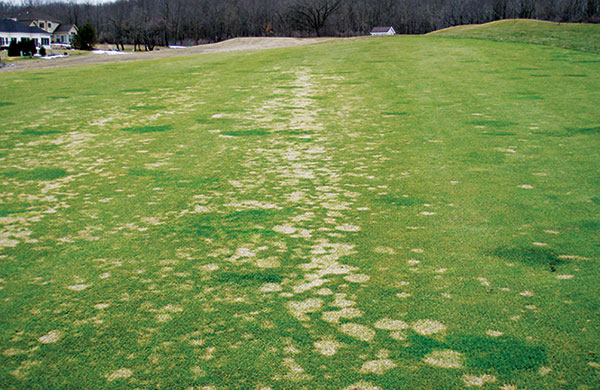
106;368;133;381
339;323;376;342
38;330;61;344
342;381;382;390
462;374;497;387
423;350;464;369
359;359;396;375
374;318;409;331
412;319;446;335
287;298;323;321
314;337;343;356
344;273;370;283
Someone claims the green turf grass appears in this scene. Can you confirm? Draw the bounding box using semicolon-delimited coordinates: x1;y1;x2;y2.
0;21;598;389
430;19;600;53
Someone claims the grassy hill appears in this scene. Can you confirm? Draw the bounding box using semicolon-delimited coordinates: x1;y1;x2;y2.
0;22;598;389
429;19;600;53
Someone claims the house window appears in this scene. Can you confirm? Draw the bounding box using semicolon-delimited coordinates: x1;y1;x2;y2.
40;22;45;29
0;37;4;46
42;38;49;46
48;22;52;28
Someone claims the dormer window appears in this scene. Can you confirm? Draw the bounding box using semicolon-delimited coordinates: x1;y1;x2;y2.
40;22;44;28
48;22;52;28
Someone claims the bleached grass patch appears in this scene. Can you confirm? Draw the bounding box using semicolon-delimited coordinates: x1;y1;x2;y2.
520;291;534;297
423;350;464;369
556;274;574;280
282;357;312;381
322;307;363;323
462;374;497;387
374;318;409;331
339;323;376;342
38;330;61;344
260;283;282;293
293;278;327;294
335;224;360;232
68;284;89;291
199;263;219;272
106;368;133;381
486;330;503;337
412;319;446;335
374;246;395;255
342;381;382;390
156;313;172;322
359;359;396;375
0;236;20;247
190;366;206;378
344;274;370;283
538;366;552;376
314;337;343;356
390;331;406;341
274;224;296;234
233;247;255;258
287;298;323;321
256;257;280;268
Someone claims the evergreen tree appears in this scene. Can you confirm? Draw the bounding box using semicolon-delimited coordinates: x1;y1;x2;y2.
72;23;97;50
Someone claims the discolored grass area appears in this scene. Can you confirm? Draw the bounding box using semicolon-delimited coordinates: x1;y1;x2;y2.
0;22;599;389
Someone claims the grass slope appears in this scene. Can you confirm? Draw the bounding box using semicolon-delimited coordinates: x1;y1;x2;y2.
430;19;600;53
0;22;599;389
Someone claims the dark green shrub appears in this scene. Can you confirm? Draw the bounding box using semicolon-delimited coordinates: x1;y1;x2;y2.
22;39;36;56
72;24;97;51
7;40;19;57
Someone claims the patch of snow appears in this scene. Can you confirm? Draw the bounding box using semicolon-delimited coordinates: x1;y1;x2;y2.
92;50;130;56
41;54;69;60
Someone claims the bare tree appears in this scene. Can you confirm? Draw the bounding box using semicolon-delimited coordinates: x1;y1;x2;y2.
288;0;342;36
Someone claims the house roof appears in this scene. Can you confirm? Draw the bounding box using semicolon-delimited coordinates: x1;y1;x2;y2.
54;24;77;33
0;18;51;34
11;8;61;24
370;26;394;33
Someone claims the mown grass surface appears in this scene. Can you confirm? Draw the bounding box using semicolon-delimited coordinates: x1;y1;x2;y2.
0;21;599;389
430;19;600;53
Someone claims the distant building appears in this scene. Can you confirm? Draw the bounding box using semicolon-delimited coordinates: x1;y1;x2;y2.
10;8;61;34
53;24;78;46
370;26;396;36
0;18;51;49
7;8;77;47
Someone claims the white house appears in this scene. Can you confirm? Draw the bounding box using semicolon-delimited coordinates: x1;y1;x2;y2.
53;24;78;46
7;8;78;47
370;26;396;36
10;8;61;34
0;18;51;49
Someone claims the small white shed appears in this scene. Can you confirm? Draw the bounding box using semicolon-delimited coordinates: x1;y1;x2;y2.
370;26;396;36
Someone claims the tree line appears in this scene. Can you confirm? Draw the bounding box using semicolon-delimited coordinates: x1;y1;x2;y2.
2;0;598;50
